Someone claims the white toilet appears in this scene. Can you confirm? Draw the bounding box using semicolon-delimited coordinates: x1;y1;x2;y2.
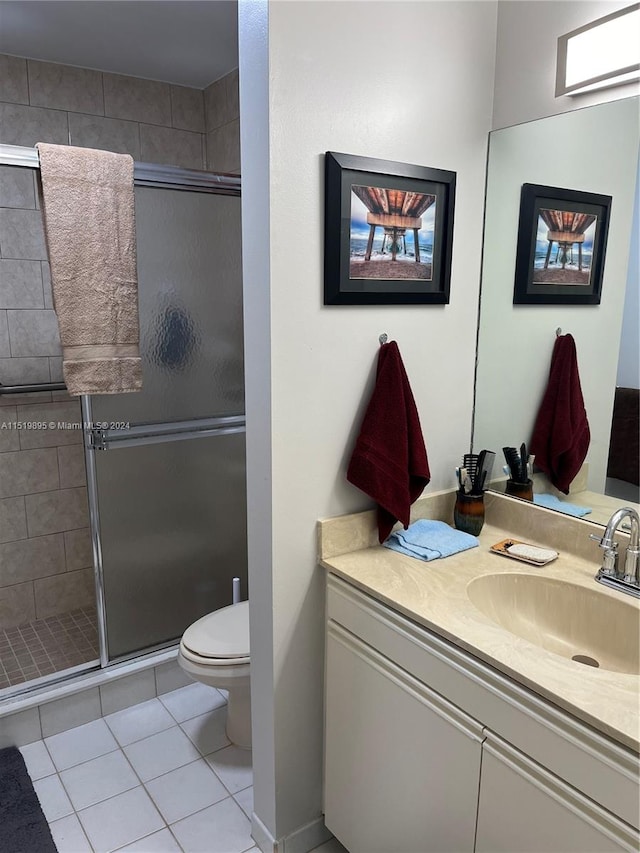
178;600;251;749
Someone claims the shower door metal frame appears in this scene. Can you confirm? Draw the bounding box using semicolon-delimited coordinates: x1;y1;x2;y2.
83;402;246;667
0;143;242;677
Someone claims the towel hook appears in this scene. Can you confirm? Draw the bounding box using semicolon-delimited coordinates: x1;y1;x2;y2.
556;327;562;337
379;333;388;346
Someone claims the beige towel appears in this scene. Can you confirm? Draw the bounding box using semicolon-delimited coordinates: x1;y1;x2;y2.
36;143;142;395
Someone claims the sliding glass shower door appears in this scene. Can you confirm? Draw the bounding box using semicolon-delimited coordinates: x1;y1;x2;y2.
88;184;246;661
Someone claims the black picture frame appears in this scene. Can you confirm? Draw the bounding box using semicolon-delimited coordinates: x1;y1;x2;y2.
513;183;612;305
324;151;456;305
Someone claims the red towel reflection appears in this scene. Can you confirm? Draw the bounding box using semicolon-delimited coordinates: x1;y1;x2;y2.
530;334;590;494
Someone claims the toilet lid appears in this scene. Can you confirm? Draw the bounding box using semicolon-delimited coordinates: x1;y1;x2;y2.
182;600;249;659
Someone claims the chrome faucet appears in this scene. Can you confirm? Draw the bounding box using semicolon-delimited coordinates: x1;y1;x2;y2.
590;507;640;598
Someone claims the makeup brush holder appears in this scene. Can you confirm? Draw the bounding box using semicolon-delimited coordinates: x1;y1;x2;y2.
505;479;533;501
453;491;485;537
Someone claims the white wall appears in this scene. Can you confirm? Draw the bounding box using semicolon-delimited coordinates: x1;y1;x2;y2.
239;0;498;844
473;98;639;493
238;0;277;838
493;0;640;129
240;0;640;845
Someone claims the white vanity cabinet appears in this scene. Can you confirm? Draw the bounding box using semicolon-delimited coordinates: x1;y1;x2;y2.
475;732;635;852
325;622;483;853
324;573;640;853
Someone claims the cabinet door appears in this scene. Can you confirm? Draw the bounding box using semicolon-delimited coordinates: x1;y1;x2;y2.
324;623;483;853
476;734;639;853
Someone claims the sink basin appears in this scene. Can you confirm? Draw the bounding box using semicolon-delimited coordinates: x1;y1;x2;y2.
466;573;639;675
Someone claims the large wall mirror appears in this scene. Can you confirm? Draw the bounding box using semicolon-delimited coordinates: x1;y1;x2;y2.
472;96;639;527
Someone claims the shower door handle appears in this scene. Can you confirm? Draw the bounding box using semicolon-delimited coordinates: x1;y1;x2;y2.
87;415;245;451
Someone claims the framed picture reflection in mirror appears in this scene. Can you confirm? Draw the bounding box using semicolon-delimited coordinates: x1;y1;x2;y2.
513;183;612;305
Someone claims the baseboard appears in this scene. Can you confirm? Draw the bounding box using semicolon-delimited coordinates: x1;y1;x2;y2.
282;815;333;853
251;812;277;852
251;811;333;853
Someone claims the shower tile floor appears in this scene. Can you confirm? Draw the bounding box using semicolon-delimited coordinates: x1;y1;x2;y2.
19;682;347;853
0;608;99;690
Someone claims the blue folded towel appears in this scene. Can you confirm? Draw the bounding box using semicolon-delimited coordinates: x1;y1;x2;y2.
383;519;479;561
533;493;591;517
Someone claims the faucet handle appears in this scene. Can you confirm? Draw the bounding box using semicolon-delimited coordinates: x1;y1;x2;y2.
623;546;640;585
602;545;619;575
590;532;617;548
590;534;618;575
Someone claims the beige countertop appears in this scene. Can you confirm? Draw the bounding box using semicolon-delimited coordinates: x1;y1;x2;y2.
319;495;640;754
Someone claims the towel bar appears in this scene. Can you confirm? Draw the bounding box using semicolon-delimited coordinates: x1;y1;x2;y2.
0;382;67;395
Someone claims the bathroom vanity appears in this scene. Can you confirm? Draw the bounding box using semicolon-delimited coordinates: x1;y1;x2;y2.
319;492;640;853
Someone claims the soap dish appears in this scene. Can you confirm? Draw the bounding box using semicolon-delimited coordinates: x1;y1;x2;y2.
490;538;559;566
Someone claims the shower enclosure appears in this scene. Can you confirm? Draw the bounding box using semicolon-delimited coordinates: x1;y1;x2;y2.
0;146;246;693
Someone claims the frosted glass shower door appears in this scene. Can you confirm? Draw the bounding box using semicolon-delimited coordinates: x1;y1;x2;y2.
88;184;246;661
92;186;244;425
94;432;246;659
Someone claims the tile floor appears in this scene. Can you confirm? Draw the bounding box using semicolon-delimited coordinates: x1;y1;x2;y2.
19;680;347;853
0;607;99;689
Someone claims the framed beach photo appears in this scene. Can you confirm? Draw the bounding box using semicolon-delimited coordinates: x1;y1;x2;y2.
323;152;456;305
513;183;612;305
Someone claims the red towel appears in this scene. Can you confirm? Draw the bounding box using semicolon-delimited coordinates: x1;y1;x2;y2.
530;334;590;494
347;341;430;543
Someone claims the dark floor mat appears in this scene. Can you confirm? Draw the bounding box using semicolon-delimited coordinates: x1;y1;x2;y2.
0;746;57;852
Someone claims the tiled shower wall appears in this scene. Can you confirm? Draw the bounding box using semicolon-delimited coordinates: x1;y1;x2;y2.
0;54;239;630
0;53;240;172
0;163;93;630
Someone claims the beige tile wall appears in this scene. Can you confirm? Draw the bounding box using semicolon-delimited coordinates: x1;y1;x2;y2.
0;153;92;629
0;55;239;630
0;390;94;628
0;53;240;172
204;69;241;174
0;150;95;628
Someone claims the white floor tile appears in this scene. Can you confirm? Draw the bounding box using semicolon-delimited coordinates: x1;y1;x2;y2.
170;796;254;853
45;718;119;771
49;813;93;853
105;698;176;747
33;774;74;822
233;785;253;819
60;748;140;811
20;740;56;781
205;744;253;794
114;827;182;852
180;707;230;756
78;786;164;853
159;682;226;723
145;757;228;824
123;725;200;782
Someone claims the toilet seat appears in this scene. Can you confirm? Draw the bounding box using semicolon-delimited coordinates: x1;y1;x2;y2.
181;600;249;663
179;642;249;667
